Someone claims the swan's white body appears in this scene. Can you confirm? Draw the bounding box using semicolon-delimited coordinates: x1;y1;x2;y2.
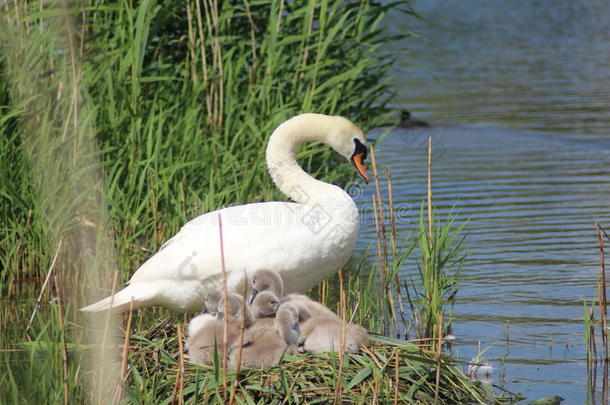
81;114;367;313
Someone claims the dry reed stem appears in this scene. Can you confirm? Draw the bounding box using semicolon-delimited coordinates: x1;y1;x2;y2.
98;270;119;405
12;208;33;298
194;0;211;117
601;364;608;404
596;223;609;361
334;269;346;404
112;299;134;405
434;312;444;404
178;325;185;404
393;349;400;405
386;167;396;253
149;172;160;249
200;0;214;124
371;195;384;292
185;0;197;83
588;309;597;363
242;0;258;85
53;274;69;405
171;325;185;405
321;279;327;306
386;167;408;336
370;147;388;284
228;271;249;405
298;0;315;77
427;136;433;244
372;369;380;405
361;345;383;369
218;213;229;402
26;237;63;334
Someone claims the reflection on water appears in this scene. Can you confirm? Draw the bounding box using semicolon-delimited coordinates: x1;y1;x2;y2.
359;126;610;403
391;0;610;135
366;0;610;403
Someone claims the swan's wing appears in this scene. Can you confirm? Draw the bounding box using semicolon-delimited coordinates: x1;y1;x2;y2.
127;201;344;288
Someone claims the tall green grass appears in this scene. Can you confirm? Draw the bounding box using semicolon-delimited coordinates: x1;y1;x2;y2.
1;0;401;300
406;204;464;344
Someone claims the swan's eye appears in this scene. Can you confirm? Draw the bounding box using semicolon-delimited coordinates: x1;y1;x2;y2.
352;138;367;161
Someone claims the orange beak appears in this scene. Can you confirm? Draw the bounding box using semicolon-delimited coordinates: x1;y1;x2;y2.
351;153;369;184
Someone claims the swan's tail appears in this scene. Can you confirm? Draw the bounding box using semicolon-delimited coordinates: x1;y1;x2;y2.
80;285;145;313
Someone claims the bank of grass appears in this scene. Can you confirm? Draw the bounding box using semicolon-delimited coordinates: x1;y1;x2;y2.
0;1;515;403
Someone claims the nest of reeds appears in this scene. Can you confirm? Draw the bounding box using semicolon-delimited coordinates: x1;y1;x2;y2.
122;318;511;405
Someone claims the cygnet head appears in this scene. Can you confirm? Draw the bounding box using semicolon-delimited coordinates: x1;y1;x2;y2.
203;290;222;315
217;293;253;326
249;269;284;303
275;302;311;346
251;291;281;319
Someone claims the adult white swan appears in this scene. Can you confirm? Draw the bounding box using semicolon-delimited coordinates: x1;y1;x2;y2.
81;113;369;312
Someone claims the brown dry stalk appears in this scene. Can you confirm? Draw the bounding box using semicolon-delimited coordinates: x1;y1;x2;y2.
275;0;285;32
242;0;258;85
371;195;384;291
434;312;444;404
427;136;433;244
112;299;135;405
393;349;400;405
597;223;609;361
185;0;198;83
218;213;229;402
53;274;69;405
13;208;33;297
385;167;396;252
298;0;315;78
228;271;249;405
371;369;380;405
370;147;388;284
26;237;63;335
148;172;161;249
98;270;119;405
321;279;327;306
200;0;215;124
171;325;185;405
334;269;346;404
589;309;597;363
386;167;409;336
194;0;211;118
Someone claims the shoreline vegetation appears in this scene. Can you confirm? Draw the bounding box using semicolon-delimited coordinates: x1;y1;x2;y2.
1;1;519;403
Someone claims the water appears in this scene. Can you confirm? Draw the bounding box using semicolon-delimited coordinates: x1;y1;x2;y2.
358;1;610;403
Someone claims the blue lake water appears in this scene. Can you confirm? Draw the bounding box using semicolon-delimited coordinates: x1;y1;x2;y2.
357;1;610;403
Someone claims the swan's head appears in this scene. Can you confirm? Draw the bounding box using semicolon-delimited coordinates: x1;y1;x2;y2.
326;116;369;184
267;114;369;186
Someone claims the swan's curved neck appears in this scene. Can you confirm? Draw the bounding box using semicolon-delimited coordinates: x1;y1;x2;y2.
266;114;349;205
